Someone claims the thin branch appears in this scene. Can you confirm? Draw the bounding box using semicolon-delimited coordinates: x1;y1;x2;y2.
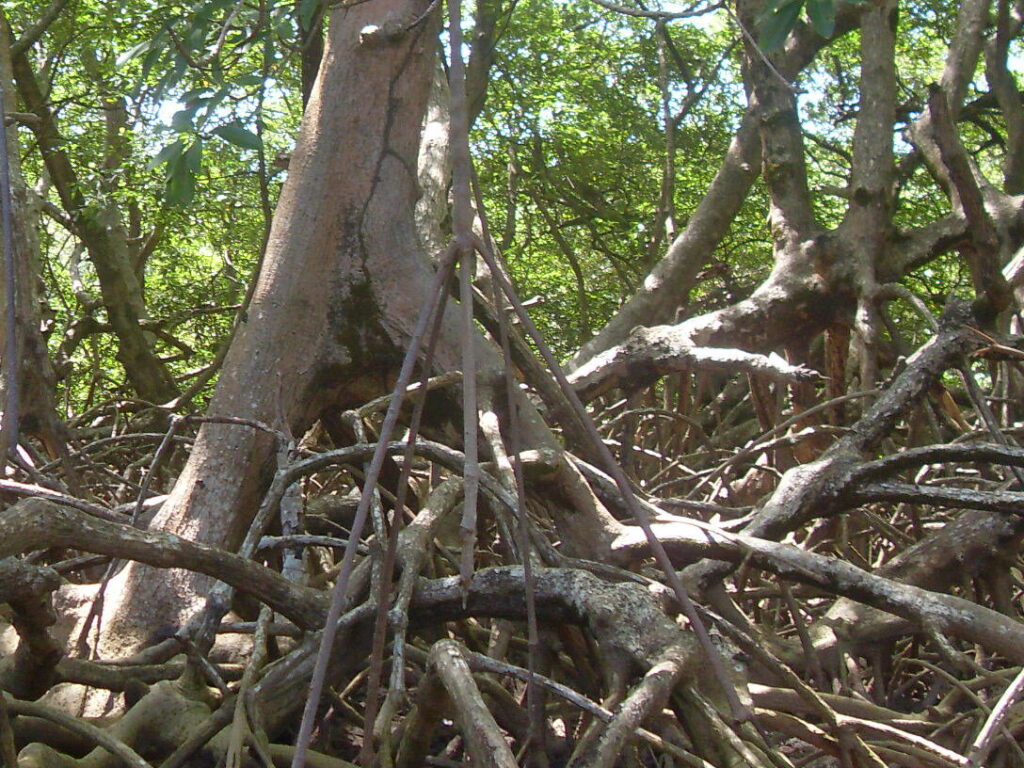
290;245;458;768
427;640;519;767
0;71;19;463
927;86;1012;317
589;0;722;19
472;232;755;725
0;478;123;521
849;440;1024;482
9;0;73;57
852;481;1024;515
0;498;328;629
447;0;482;602
968;666;1024;766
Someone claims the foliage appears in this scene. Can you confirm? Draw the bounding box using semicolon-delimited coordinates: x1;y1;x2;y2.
5;0;303;409
758;0;837;50
4;0;1024;766
474;0;765;354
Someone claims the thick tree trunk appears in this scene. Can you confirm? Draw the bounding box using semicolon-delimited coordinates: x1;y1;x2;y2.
95;0;450;657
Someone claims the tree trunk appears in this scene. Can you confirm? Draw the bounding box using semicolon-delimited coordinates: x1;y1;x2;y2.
0;19;67;459
90;0;603;664
94;0;501;657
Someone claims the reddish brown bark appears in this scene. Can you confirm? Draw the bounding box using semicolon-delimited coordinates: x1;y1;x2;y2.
96;0;447;656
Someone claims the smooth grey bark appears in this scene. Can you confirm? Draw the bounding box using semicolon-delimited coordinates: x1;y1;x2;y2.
416;64;452;258
985;0;1024;193
840;0;897;389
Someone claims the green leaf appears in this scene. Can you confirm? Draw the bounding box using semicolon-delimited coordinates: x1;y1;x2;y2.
805;0;836;38
140;45;165;82
212;120;263;150
165;164;196;206
184;140;203;173
758;0;802;51
116;39;153;67
757;0;792;17
194;0;234;24
184;20;209;51
232;74;266;87
171;107;197;132
146;139;185;171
